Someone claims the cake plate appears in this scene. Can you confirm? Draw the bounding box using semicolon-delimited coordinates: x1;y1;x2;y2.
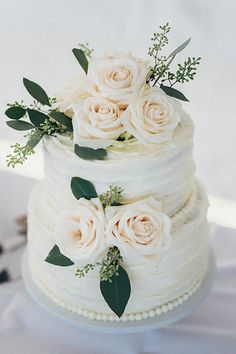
22;249;216;334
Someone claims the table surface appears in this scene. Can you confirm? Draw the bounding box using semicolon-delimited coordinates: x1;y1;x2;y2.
0;171;236;354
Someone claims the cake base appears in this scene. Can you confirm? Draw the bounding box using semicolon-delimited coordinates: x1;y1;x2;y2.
22;248;216;334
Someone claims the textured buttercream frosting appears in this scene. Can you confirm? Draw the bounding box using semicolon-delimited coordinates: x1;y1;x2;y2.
27;111;209;320
42;110;195;217
28;180;209;319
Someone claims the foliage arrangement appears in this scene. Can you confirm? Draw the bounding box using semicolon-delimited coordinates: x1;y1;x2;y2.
5;24;201;167
147;22;201;101
45;177;131;317
99;186;123;207
5;79;72;167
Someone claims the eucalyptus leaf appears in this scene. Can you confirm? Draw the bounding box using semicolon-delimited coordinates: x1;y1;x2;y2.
27;131;43;149
27;109;48;127
74;144;107;160
6;120;35;131
5;106;26;120
23;78;50;106
111;202;122;206
160;85;189;102
168;38;191;58
100;265;131;318
72;48;88;74
45;245;74;266
71;177;97;200
49;111;73;131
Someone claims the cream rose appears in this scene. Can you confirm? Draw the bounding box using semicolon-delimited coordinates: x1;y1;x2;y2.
55;75;98;117
73;96;125;149
54;198;107;265
105;197;172;263
123;87;181;144
88;51;150;106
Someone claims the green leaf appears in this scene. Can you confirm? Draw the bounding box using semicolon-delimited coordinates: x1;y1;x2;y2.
23;78;50;106
5;106;26;120
49;111;73;131
71;177;97;200
27;109;48;127
160;85;189;102
74;144;107;160
72;48;88;74
111;202;122;206
27;130;43;149
100;265;131;318
6;120;35;131
168;38;191;58
45;245;74;266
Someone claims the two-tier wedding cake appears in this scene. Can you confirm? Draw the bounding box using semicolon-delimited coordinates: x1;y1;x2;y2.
6;24;209;322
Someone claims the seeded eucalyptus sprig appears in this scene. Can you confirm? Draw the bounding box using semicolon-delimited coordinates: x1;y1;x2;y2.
99;247;131;317
76;264;95;278
99;186;123;207
78;42;94;58
5;78;72;167
147;23;201;101
6;129;43;167
99;246;123;282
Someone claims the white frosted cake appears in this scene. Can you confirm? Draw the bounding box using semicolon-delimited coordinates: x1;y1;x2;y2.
5;25;209;322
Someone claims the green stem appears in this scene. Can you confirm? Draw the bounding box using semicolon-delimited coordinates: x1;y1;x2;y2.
152;54;176;87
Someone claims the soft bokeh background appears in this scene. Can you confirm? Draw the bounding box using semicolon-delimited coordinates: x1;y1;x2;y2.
0;0;236;234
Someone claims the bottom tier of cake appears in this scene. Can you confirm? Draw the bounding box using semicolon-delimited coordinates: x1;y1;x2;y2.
27;181;209;321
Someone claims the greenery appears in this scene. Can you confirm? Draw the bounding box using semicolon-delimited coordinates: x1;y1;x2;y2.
100;248;131;317
27;109;48;127
78;42;94;58
160;85;189;102
45;245;74;267
70;177;98;200
99;186;123;207
117;131;133;141
6;112;68;167
74;144;107;160
6;129;43;167
72;48;89;74
147;23;201;101
23;78;51;106
75;264;95;278
99;246;122;282
49;111;73;131
6;120;34;131
5;106;26;120
6;142;35;168
5;77;72;167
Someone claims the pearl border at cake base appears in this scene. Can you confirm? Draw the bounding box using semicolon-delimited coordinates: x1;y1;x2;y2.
22;248;216;334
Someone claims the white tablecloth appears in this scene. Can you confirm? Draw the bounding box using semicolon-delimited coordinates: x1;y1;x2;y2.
0;173;236;354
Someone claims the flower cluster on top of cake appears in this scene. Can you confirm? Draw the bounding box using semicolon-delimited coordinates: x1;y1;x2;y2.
5;23;200;167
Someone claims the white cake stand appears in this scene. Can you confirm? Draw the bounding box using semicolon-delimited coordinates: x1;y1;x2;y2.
22;249;216;334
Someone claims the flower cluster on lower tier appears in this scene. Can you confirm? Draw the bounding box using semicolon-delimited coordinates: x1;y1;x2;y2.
54;196;172;267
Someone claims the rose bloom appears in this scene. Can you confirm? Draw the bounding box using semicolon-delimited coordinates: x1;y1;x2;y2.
55;75;98;118
123;86;181;144
54;198;107;265
88;51;150;106
73;96;125;149
105;197;172;264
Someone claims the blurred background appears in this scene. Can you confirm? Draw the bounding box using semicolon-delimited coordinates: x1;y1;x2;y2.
0;0;236;238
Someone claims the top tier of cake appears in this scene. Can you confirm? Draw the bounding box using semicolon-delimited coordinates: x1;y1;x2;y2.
43;108;194;217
